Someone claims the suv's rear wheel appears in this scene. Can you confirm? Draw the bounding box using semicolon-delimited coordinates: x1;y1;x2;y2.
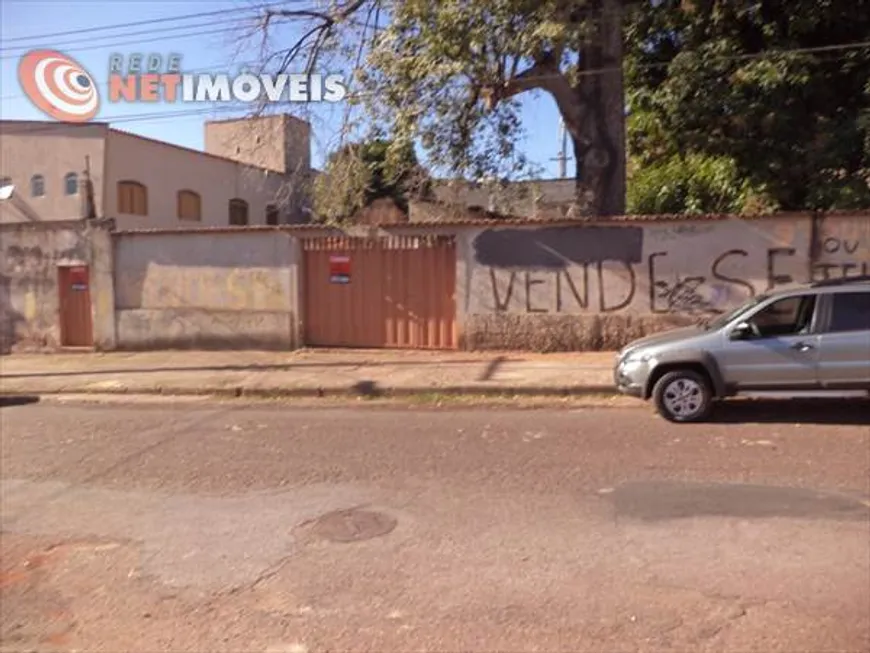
652;370;713;423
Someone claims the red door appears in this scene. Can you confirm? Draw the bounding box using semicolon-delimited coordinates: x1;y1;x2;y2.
58;266;93;347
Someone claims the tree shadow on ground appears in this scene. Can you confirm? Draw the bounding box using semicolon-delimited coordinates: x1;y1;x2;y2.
711;398;869;425
0;395;40;408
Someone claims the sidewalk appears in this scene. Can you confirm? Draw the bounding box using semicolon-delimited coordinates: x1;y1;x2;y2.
0;349;618;398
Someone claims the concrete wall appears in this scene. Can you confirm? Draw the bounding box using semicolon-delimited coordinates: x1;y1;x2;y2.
0;121;108;223
105;130;297;229
431;179;577;217
0;219;116;352
453;214;850;351
113;230;300;350
5;212;866;353
204;114;311;176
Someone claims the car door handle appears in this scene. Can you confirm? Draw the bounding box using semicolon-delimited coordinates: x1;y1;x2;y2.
791;342;814;352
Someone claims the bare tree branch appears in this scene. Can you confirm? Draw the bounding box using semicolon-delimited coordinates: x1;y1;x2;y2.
275;25;323;73
371;2;382;46
257;0;374;80
336;2;377;149
305;26;332;75
265;0;370;28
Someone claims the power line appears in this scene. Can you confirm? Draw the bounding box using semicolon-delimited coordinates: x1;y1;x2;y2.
1;26;241;61
1;48;349;101
4;96;351;139
643;40;870;66
0;57;250;100
4;14;867;69
4;39;869;130
0;0;303;44
0;6;626;59
489;39;870;84
4;105;254;137
0;18;239;55
0;53;313;101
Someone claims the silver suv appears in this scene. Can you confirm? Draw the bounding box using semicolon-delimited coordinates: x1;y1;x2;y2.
615;276;870;422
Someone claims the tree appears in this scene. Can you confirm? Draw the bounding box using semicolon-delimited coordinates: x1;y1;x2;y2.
626;0;870;211
255;0;629;217
312;138;430;223
627;152;776;214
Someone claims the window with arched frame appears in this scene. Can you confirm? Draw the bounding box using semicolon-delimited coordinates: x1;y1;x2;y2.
31;174;45;197
117;180;148;215
229;198;249;225
177;189;202;220
64;172;79;196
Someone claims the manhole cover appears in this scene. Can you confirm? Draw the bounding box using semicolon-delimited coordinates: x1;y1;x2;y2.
308;508;397;543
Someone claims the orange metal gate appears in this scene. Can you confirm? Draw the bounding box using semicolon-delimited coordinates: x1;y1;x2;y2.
302;235;457;349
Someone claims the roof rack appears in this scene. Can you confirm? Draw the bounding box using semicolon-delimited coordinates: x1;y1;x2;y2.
811;275;870;288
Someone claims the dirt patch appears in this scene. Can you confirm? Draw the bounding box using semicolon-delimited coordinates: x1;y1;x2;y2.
1;534;79;650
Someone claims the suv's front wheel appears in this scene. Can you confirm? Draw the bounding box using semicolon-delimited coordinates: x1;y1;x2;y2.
652;369;713;423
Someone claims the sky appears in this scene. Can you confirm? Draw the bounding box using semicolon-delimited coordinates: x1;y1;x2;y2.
0;0;570;178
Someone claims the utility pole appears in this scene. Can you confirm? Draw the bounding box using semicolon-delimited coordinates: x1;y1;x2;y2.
550;118;573;179
82;155;97;219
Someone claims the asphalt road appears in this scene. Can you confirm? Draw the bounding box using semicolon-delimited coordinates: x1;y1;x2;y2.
1;397;869;653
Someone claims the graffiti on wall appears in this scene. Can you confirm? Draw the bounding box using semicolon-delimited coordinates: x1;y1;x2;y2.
812;234;869;280
488;263;639;314
473;227;822;316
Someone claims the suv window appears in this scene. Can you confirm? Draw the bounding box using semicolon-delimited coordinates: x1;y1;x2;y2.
827;291;870;333
749;295;816;338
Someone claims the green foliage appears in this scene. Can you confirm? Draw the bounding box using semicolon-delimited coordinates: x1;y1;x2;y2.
626;0;870;211
261;0;628;214
312;138;430;224
268;0;870;215
359;1;604;182
627;153;778;215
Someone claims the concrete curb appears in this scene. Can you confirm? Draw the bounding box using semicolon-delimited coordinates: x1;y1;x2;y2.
1;384;620;400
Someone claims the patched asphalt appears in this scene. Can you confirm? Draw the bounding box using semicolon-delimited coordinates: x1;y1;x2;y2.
1;399;868;652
